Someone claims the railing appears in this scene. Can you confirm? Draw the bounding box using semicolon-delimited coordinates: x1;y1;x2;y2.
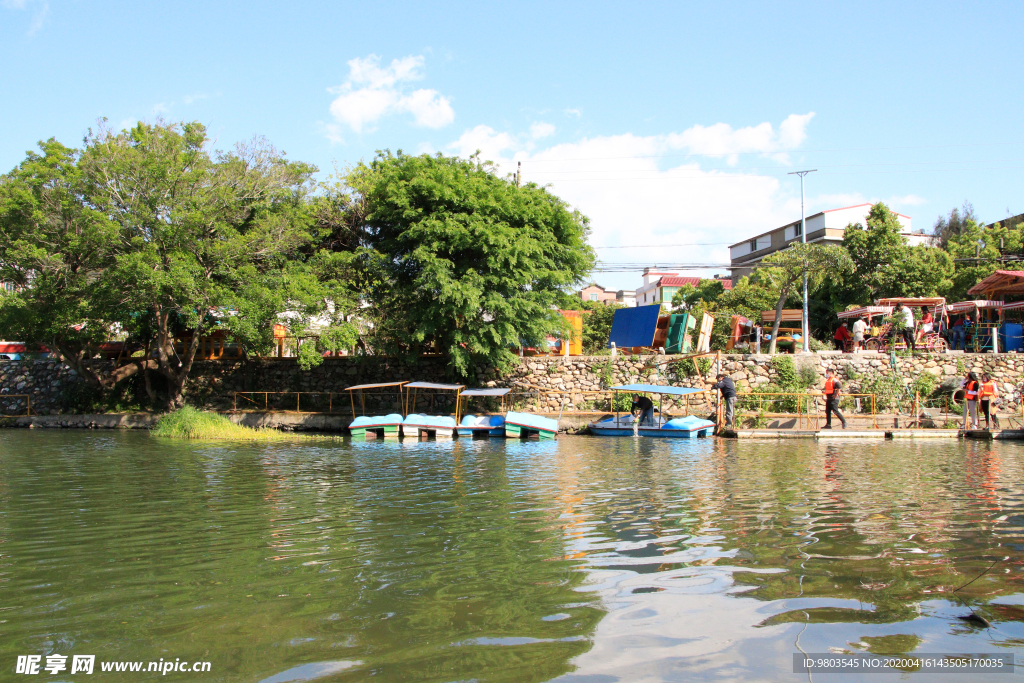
232;391;406;415
0;394;33;416
234;392;341;413
732;392;880;430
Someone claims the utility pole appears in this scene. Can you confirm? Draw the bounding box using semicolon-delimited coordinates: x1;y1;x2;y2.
788;169;817;353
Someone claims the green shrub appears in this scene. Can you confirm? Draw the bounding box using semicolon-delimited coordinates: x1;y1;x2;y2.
152;406;325;441
673;356;712;377
859;373;908;412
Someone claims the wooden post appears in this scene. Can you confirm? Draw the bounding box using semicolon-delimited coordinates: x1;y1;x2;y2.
350;391;356;419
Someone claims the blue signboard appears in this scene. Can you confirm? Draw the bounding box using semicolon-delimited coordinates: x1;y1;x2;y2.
607;305;661;348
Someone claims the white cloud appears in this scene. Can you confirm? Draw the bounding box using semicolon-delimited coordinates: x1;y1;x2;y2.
317;121;344;145
182;92;212;105
448;125;517;163
666;112;815;165
443;115;831;289
327;54;454;135
401;88;455;128
564;108;582;118
3;0;48;36
886;194;927;206
530;122;556;140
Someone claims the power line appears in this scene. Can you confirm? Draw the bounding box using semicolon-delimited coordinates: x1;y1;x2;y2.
593;262;735;272
514;141;1024;163
522;165;1024;181
527;158;1024;174
594;242;733;248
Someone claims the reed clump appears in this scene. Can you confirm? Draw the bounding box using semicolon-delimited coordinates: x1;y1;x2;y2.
153;406;295;441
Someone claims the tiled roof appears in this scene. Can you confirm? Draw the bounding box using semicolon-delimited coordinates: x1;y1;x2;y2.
657;277;733;290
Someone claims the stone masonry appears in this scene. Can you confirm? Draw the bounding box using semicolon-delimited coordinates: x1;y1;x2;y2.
3;351;1023;417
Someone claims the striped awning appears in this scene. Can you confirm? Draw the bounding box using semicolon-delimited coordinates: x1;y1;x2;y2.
1001;300;1024;312
943;300;1003;314
838;306;893;319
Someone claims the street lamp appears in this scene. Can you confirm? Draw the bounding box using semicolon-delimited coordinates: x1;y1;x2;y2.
788;169;817;353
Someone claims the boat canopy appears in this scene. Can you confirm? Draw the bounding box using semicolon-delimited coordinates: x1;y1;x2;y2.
460;388;511;397
610;383;706;396
837;306;893;319
943;300;1003;314
405;382;465;391
344;381;408;391
875;297;946;308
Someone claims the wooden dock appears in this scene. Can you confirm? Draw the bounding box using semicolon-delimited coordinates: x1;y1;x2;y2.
726;428;973;439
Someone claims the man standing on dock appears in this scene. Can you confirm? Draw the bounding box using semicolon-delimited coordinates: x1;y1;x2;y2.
822;368;848;430
712;373;737;428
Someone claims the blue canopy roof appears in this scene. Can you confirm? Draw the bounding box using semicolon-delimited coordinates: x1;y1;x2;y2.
610;383;706;396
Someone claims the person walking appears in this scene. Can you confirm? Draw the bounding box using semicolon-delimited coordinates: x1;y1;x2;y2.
963;371;981;430
852;316;867;353
981;373;1000;430
900;304;916;352
822;368;848;430
712;373;737;428
631;393;655;426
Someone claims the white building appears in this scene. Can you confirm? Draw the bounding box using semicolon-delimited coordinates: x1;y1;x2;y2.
729;203;933;281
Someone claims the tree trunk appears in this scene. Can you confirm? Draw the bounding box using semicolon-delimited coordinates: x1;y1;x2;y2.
152;305;206;413
768;283;794;355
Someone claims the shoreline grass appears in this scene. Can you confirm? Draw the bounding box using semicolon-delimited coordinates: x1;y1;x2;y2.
152;406;329;441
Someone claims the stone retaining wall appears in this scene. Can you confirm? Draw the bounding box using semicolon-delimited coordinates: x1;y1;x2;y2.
2;351;1022;418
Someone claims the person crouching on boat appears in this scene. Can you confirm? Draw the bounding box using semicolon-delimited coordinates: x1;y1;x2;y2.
631;394;655;426
712;373;737;428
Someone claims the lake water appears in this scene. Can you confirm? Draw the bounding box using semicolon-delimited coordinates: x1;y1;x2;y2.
1;431;1023;682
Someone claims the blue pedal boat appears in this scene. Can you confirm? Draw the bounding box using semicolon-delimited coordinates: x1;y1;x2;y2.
504;411;559;440
402;382;465;439
458;414;507;437
350;413;405;439
403;414;458;439
457;388;512;437
344;381;408;439
588;383;716;438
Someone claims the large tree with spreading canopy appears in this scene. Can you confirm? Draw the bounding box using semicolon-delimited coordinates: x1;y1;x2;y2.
343;151;595;376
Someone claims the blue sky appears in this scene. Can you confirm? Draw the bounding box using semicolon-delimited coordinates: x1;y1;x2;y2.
3;1;1022;291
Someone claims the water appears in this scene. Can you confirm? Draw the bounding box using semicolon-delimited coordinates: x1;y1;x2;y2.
1;431;1023;682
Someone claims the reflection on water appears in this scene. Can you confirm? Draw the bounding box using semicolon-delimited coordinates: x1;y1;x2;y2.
0;432;1023;681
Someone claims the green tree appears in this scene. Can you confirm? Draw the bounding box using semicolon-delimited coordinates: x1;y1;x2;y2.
670;279;725;310
943;217;1024;301
345;151;595;376
580;301;622;353
759;243;854;354
0;121;339;410
841;202;911;303
0;139;125;386
932;201;977;249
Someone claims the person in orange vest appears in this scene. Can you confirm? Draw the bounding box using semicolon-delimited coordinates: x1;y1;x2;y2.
963;371;981;430
822;367;848;430
980;373;1000;430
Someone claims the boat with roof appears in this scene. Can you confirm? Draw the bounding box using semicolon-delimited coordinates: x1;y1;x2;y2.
344;381;408;439
402;382;464;439
588;383;716;438
457;388;510;437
